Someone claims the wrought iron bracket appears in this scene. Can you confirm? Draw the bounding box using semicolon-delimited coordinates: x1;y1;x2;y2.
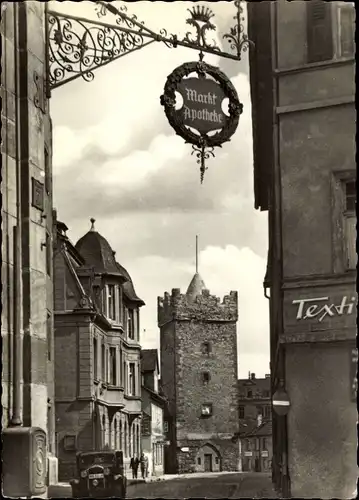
46;1;251;91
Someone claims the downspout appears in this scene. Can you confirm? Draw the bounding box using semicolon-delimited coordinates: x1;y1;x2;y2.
11;1;23;427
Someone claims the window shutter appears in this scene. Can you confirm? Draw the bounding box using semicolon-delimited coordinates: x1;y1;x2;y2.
307;0;334;62
345;216;357;269
340;6;355;57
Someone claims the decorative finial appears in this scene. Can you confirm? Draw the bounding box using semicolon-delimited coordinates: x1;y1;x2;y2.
196;235;199;274
187;5;215;24
90;218;96;231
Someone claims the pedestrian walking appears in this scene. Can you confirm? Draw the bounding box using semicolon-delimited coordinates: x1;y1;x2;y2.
144;454;149;477
130;455;139;479
140;452;146;479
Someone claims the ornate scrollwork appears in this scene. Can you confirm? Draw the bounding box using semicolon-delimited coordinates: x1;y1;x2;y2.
182;6;220;53
223;1;253;57
47;10;150;89
191;142;216;184
47;2;250;90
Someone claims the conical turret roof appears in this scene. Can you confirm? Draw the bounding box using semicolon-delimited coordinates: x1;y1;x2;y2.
186;272;206;301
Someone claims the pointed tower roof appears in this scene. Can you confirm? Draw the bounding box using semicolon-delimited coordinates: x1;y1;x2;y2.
186;272;206;301
186;235;206;301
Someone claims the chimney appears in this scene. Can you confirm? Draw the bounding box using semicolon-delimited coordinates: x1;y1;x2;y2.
248;371;251;379
257;414;263;427
251;373;255;380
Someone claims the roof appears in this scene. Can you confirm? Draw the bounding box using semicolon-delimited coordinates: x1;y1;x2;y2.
186;272;206;301
116;262;145;306
141;349;158;373
245;420;272;438
75;220;123;276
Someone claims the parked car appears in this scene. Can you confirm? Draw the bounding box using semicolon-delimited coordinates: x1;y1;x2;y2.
70;450;126;498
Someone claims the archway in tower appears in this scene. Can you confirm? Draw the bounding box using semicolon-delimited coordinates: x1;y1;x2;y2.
195;443;221;473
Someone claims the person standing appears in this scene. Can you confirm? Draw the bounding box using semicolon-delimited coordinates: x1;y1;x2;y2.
130;455;139;479
144;454;149;477
140;452;146;479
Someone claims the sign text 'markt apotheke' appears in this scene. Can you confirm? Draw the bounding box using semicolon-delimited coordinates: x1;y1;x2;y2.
292;295;357;322
183;89;223;124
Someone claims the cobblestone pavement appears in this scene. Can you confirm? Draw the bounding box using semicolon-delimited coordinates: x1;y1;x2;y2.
128;472;277;499
48;472;277;498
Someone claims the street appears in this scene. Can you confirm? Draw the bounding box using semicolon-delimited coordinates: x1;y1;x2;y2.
128;473;276;499
48;472;277;499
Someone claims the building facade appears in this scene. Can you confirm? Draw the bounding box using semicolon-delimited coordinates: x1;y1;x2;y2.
53;219;144;480
237;373;272;472
141;349;166;477
159;273;240;474
248;1;356;497
240;417;273;474
1;2;58;494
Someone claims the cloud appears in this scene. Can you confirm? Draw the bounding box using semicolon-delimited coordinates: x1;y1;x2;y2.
126;244;269;379
51;1;269;381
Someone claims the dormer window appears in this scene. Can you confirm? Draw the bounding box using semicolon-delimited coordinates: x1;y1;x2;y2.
128;309;135;340
107;285;116;321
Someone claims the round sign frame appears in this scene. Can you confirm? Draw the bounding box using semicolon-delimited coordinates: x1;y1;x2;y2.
160;61;243;148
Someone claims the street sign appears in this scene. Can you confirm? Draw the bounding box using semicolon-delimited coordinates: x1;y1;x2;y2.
272;385;291;416
261;451;269;457
180;447;190;452
244;451;252;457
160;60;243;182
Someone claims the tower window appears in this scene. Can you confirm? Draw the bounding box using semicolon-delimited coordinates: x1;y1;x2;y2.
201;403;213;417
344;180;356;269
202;372;210;385
239;406;244;419
202;342;212;356
247;390;253;398
197;457;201;465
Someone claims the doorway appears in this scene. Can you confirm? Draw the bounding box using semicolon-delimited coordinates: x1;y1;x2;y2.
204;454;213;472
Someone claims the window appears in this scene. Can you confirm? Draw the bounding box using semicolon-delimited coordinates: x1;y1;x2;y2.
201;403;213;417
202;342;212;356
118;287;123;322
202;372;210;385
101;343;106;382
46;232;51;276
63;434;77;451
263;390;270;398
119;348;123;386
128;309;135;340
93;337;98;380
107;285;116;321
47;312;51;361
247;390;253;398
338;3;355;58
128;363;136;396
109;347;117;385
264;405;271;419
44;147;50;195
344;180;356;269
306;0;334;63
262;438;267;450
164;421;169;433
197;457;201;465
245;439;251;451
239;406;244;419
123;361;127;392
215;457;219;465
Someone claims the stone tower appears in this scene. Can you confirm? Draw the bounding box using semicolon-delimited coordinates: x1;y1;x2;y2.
158;272;239;474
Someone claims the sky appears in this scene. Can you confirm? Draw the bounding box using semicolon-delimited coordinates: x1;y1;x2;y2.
49;0;270;378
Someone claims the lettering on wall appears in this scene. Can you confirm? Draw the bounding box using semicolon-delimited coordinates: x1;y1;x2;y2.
292;296;357;322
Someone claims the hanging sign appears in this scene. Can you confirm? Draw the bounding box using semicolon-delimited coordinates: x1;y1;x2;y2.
160;60;243;183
